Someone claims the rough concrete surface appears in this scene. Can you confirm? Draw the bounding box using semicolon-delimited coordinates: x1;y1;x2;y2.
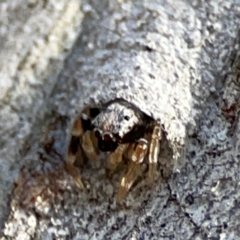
1;0;240;239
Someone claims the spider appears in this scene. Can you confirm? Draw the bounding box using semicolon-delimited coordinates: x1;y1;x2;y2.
65;98;162;202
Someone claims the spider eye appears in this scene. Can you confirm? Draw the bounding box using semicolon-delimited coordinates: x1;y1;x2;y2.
124;115;130;121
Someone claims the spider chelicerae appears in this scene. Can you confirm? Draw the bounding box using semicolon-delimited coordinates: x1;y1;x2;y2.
65;98;162;202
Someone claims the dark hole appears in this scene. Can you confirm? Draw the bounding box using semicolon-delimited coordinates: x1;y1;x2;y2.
81;118;92;131
94;130;101;139
185;194;194;205
143;46;153;52
124;115;130;121
223;222;228;229
160;223;166;228
89;107;100;118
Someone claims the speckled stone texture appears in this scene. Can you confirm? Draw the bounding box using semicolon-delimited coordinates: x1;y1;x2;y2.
0;0;82;231
1;0;240;239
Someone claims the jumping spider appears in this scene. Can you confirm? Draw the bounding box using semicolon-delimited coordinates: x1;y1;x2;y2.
66;98;162;202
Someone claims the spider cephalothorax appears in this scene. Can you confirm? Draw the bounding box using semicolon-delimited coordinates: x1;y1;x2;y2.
92;99;148;143
66;98;162;202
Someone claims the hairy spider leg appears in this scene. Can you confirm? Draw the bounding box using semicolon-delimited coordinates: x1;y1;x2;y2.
116;138;148;202
81;107;101;161
147;122;161;184
66;107;101;188
82;130;98;161
108;143;129;170
66;117;85;189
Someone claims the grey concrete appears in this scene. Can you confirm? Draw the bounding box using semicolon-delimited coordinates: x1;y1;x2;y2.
1;0;240;239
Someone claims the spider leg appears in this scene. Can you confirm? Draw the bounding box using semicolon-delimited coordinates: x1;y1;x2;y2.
116;138;148;202
147;122;162;184
126;138;148;163
108;143;129;170
82;130;98;161
66;108;100;189
66;117;85;189
81;107;100;161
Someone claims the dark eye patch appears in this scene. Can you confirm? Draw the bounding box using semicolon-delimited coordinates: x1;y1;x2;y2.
124;115;130;121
